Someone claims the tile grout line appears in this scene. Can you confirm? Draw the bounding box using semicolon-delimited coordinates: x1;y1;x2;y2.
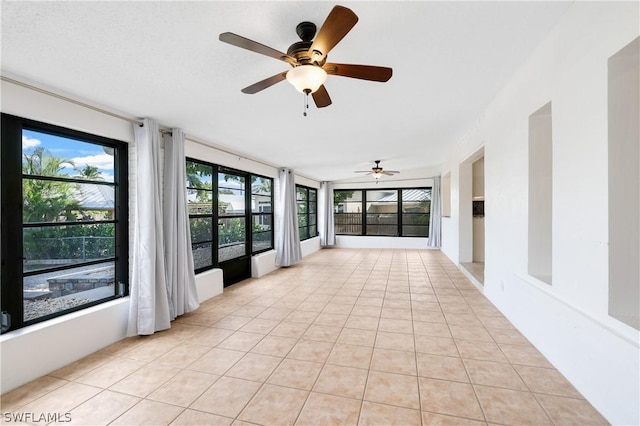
5;249;606;426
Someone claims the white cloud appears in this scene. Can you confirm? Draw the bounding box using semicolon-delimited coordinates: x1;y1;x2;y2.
99;172;114;182
22;135;41;149
71;154;114;170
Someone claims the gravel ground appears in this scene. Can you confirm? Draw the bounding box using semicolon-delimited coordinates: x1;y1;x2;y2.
23;265;113;321
24;298;93;322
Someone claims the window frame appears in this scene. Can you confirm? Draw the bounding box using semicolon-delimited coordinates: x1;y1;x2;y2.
334;187;431;237
366;189;399;236
296;184;318;241
186;159;216;272
250;175;274;255
186;157;274;274
217;168;249;264
1;113;129;334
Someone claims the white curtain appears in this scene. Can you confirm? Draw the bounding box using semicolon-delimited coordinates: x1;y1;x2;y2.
275;168;302;267
428;175;442;248
319;181;336;247
163;129;200;320
128;119;171;335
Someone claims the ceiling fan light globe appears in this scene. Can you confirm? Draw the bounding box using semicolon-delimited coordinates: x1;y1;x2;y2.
286;65;327;93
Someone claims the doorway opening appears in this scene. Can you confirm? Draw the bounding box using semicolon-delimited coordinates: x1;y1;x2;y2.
459;149;485;285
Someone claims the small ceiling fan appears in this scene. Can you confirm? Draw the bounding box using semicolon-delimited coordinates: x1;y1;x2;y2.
219;5;392;111
355;160;399;182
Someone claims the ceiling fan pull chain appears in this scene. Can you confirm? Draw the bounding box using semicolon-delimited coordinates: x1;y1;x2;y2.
303;89;311;117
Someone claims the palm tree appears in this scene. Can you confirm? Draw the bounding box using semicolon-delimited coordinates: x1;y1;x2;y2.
76;164;103;180
22;147;77;222
23;146;74;177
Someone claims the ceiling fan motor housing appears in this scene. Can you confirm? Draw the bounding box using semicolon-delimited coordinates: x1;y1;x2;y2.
287;41;313;61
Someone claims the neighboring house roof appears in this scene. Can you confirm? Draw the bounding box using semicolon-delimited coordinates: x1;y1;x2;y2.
71;185;114;210
376;189;431;203
220;194;245;213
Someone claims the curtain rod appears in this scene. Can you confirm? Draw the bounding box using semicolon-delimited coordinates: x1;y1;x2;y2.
1;75;279;170
159;130;320;182
159;128;284;173
2;76;304;178
1;76;144;126
2;75;358;184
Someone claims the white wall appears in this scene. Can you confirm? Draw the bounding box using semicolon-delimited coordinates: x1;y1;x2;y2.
440;3;639;424
185;138;278;180
0;299;130;394
334;176;434;191
336;235;430;250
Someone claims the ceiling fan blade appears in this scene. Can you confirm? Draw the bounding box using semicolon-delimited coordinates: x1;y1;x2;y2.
324;63;392;82
382;171;397;176
219;32;296;65
241;72;288;94
312;85;332;108
307;6;358;63
354;171;372;173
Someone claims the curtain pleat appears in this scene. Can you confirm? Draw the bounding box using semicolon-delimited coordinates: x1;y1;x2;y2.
319;181;336;247
128;119;171;335
163;129;200;319
275;168;302;267
428;175;442;248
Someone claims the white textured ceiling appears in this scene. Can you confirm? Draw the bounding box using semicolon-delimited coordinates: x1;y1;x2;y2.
1;1;570;182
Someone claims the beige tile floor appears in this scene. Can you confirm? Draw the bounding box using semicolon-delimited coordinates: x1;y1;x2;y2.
1;249;609;425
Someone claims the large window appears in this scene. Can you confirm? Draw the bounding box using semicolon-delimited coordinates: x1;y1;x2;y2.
334;188;431;237
1;114;128;333
296;185;318;241
186;159;273;273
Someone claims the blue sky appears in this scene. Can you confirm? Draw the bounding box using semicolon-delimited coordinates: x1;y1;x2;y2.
22;129;114;181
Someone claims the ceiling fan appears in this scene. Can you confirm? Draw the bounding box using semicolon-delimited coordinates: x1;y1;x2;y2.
355;160;399;182
219;5;392;111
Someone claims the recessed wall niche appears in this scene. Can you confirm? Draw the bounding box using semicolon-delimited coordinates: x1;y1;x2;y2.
528;102;553;285
608;37;639;330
